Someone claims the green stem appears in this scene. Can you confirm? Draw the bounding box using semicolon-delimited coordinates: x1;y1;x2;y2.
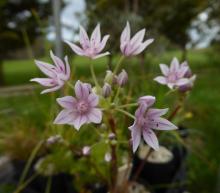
90;61;99;88
115;108;135;119
67;81;74;89
113;56;124;75
117;103;138;108
113;87;121;103
18;141;44;186
45;176;52;193
14;173;38;193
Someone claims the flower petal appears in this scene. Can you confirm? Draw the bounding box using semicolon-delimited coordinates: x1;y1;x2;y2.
30;78;55;87
64;56;71;79
54;109;74;124
142;129;159;151
96;34;110;53
147;108;169;118
57;96;76;109
138;95;155;107
90;23;101;47
79;25;90;49
88;93;99;107
35;60;56;78
160;64;169;76
178;66;189;78
71;114;88;130
120;21;131;45
87;108;102;124
176;78;189;86
65;41;85;56
130;124;141;153
50;50;65;72
92;52;110;59
130;28;146;46
154;76;167;85
41;85;62;94
74;80;91;99
131;39;154;55
170;57;179;72
152;117;177;130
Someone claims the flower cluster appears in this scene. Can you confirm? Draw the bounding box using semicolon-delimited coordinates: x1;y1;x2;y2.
32;21;196;155
154;57;196;91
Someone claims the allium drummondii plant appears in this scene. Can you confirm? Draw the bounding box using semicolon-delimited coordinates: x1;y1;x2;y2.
30;22;196;193
31;51;70;94
65;24;110;59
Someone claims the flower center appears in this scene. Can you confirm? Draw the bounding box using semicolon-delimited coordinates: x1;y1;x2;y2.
77;101;89;114
168;73;177;83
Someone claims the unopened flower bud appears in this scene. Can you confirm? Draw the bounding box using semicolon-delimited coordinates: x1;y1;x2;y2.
102;83;111;98
104;152;112;162
117;69;128;87
82;146;91;156
104;70;114;83
108;133;116;140
110;139;117;146
46;135;62;146
100;123;107;130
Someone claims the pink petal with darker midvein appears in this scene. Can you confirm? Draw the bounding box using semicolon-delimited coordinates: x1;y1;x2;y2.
92;52;110;59
120;22;131;44
131;39;154;55
79;25;90;49
130;29;146;46
87;108;102;123
50;51;65;71
142;129;159;150
64;56;71;79
96;35;110;53
159;64;169;76
65;41;85;56
152;117;177;130
90;24;101;47
41;85;62;94
131;126;141;152
170;57;179;72
35;60;56;78
88;93;99;107
176;78;189;86
71;115;88;130
56;96;76;109
138;96;155;107
54;109;74;124
154;76;167;84
147;108;169;118
30;78;55;87
75;80;90;99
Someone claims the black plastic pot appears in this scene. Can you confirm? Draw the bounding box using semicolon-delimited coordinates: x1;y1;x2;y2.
85;183;108;193
0;159;77;193
131;145;187;193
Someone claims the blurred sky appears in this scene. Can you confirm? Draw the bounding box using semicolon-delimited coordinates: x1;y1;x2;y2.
47;0;220;48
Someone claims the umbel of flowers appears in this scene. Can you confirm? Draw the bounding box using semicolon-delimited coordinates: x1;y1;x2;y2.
31;22;196;192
